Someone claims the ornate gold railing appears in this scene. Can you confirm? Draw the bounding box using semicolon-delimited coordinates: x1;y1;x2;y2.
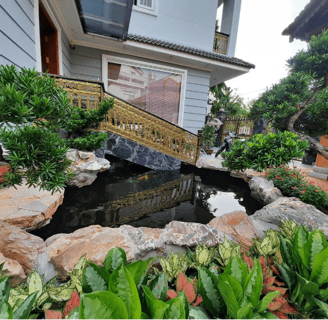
55;76;201;165
213;32;229;54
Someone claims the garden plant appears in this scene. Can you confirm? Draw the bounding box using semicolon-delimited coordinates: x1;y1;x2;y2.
0;65;113;193
1;220;328;319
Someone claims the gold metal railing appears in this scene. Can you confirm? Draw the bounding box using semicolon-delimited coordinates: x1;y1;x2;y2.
55;76;201;165
213;32;229;54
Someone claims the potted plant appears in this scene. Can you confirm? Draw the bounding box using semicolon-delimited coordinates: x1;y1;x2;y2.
202;125;216;154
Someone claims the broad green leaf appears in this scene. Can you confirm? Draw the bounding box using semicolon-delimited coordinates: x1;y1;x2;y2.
303;230;327;270
294;226;309;264
289;282;301;303
243;259;263;308
237;301;253;319
69;255;87;293
310;247;328;287
0;300;13;319
318;287;328;301
0;276;10;302
47;282;76;302
165;296;186;319
126;260;148;288
79;291;128;319
82;261;109;293
188;306;210;319
149;273;168;302
217;274;240;319
262;311;278;319
149;299;169;319
256;291;280;313
277;264;295;292
27;271;43;300
177;290;189;319
142;285;156;316
68;307;80;319
225;274;243;303
296;273;319;296
104;247;127;273
197;267;225;316
278;234;294;267
141;312;149;319
109;264;141;319
314;298;328;318
224;256;248;284
13;291;38;320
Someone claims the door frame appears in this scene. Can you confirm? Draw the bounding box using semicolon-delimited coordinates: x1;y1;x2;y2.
34;0;63;74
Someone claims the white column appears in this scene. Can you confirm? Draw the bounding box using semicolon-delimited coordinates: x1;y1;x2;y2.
220;0;242;57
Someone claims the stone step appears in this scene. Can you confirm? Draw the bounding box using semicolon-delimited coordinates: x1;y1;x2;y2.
307;171;328;181
313;166;328;174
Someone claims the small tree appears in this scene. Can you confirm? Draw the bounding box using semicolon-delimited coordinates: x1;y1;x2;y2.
210;83;249;117
0;65;113;192
250;30;328;160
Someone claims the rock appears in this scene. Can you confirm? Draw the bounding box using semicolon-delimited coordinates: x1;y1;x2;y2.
46;225;133;280
230;169;265;183
250;217;279;238
66;149;110;188
252;197;328;236
0;183;64;231
195;155;229;171
0;252;26;286
208;211;259;250
0;221;55;281
161;221;231;247
249;177;283;205
120;225;165;260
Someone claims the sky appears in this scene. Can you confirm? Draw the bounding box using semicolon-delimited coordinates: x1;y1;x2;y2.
224;0;310;103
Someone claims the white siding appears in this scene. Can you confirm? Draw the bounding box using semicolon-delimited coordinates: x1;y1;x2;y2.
129;0;218;52
70;46;209;134
61;31;71;76
0;0;36;69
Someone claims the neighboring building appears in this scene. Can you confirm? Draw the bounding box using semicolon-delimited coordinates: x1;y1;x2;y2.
282;0;328;42
0;0;255;134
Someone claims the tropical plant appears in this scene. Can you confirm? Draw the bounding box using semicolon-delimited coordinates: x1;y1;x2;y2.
202;125;216;149
158;252;190;283
250;30;328;160
277;227;328;317
214;237;241;267
266;166;328;212
251;229;281;258
221;131;308;172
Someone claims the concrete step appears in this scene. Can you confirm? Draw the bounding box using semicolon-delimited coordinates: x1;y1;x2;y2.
313;166;328;174
307;171;328;181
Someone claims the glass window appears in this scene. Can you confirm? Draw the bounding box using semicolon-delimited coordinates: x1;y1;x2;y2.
107;62;182;124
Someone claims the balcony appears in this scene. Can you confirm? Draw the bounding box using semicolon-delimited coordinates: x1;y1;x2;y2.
213;32;229;54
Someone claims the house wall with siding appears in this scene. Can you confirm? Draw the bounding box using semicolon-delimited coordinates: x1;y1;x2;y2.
70;45;209;134
61;31;71;76
129;0;217;52
0;0;36;69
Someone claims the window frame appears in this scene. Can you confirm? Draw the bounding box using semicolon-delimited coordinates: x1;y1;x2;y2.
102;54;187;127
133;0;158;16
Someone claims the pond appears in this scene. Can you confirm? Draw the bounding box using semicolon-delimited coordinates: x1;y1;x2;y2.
32;156;262;240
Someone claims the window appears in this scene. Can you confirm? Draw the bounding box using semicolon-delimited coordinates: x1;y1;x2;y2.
102;56;187;126
133;0;157;15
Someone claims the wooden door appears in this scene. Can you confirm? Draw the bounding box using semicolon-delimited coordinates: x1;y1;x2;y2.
39;3;59;74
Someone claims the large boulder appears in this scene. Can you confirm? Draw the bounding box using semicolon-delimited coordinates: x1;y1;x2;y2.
0;183;63;231
208;211;259;251
0;221;55;282
66;149;110;188
252;197;328;236
248;177;283;205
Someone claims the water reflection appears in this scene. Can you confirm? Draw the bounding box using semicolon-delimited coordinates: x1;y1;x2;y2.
32;160;262;240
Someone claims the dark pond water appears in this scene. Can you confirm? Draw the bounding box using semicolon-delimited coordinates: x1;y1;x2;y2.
32;156;262;240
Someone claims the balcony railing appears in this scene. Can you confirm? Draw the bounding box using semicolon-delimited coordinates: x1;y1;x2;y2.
213;32;229;54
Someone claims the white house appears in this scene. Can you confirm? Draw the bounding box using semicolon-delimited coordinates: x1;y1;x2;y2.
0;0;255;134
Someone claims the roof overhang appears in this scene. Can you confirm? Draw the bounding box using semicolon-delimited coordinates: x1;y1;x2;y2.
282;0;328;42
48;0;254;86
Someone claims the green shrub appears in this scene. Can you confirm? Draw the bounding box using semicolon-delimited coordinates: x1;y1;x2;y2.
266;166;328;212
202;125;216;148
221;131;308;172
65;132;108;151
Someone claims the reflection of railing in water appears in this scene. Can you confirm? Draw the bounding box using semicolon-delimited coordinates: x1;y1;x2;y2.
54;76;201;165
103;173;194;226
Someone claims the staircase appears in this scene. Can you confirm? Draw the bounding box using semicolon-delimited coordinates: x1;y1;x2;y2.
55;76;202;169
